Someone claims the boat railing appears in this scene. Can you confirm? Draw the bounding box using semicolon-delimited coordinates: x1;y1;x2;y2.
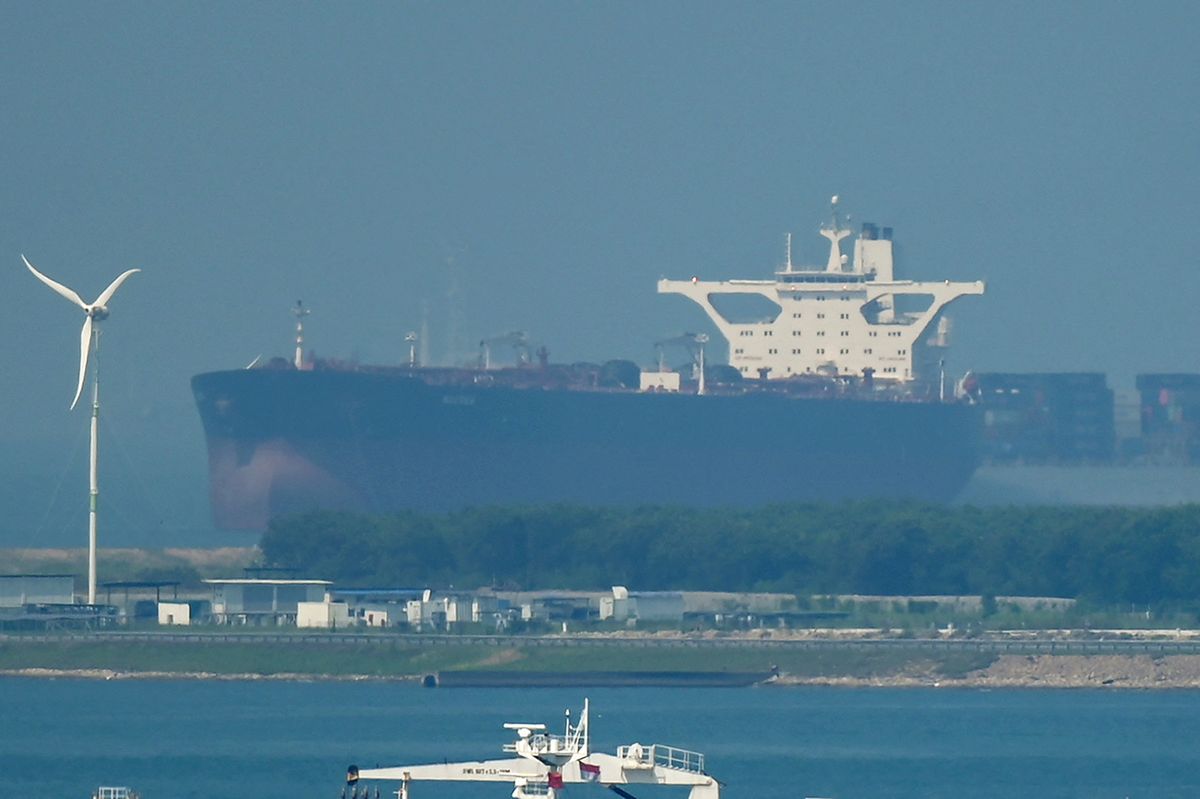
618;743;705;774
502;733;579;756
94;788;138;799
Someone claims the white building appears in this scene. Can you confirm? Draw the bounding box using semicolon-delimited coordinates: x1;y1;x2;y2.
599;586;633;622
406;589;474;630
297;598;351;629
157;601;191;626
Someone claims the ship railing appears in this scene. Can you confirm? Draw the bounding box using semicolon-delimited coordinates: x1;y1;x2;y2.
617;743;705;774
94;788;137;799
502;733;580;756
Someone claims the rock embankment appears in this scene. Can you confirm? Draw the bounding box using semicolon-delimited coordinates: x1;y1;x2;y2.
775;655;1200;689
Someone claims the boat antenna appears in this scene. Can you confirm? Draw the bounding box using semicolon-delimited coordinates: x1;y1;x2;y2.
293;300;310;369
23;254;140;605
785;232;793;272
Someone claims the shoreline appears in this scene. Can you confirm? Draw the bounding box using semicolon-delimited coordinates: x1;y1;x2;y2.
8;654;1200;689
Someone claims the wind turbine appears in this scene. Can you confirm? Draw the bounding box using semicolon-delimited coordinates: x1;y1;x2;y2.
23;254;140;605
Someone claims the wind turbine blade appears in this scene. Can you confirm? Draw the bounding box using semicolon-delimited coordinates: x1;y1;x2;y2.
23;254;87;309
72;315;93;410
94;268;140;308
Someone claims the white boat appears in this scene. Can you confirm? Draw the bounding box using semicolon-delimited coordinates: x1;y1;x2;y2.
345;700;719;799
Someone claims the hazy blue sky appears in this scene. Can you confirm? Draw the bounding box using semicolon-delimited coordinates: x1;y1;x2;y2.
2;2;1197;546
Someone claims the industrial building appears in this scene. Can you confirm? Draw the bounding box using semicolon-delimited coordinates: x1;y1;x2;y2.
0;575;74;606
0;574;118;630
204;578;333;625
599;587;685;624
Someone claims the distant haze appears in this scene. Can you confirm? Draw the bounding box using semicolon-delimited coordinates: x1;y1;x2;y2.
2;4;1197;547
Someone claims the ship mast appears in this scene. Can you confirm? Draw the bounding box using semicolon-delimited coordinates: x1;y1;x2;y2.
293;300;310;369
818;194;852;272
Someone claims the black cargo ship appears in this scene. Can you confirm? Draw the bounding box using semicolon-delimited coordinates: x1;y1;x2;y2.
193;202;990;531
193;363;982;530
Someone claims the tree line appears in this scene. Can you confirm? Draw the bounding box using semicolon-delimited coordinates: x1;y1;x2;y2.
259;503;1200;606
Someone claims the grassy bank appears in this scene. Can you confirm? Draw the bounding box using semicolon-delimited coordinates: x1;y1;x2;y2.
1;547;256;589
0;637;996;680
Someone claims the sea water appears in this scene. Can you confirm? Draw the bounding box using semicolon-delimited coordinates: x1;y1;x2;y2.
1;679;1198;799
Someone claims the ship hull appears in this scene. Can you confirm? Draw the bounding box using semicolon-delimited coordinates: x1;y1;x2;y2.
192;369;981;530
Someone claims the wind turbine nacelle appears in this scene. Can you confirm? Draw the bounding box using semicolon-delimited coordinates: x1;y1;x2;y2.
89;306;111;320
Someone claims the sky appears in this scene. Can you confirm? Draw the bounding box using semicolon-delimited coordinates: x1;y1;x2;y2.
1;2;1197;547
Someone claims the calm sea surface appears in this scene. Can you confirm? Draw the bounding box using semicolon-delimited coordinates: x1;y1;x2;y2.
2;679;1199;799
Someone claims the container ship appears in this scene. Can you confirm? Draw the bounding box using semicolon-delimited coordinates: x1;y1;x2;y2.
192;200;988;531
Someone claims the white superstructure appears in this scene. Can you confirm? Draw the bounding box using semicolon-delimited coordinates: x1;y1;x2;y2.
658;198;984;386
346;700;719;799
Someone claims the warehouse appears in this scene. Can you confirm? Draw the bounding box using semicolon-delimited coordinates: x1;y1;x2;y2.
205;578;332;625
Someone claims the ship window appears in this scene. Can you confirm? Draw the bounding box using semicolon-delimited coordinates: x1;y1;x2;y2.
840;331;849;337
792;348;801;354
816;348;825;355
792;330;801;336
840;313;849;319
898;349;907;355
817;331;825;337
840;348;849;355
768;348;777;354
817;313;825;319
864;348;873;354
764;330;773;336
869;331;878;337
792;312;802;318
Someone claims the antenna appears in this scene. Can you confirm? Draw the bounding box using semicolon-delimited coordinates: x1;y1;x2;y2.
23;254;139;605
785;232;793;272
292;300;311;369
820;194;852;272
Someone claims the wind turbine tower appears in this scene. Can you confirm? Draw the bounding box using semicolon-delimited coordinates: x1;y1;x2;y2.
23;255;140;605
